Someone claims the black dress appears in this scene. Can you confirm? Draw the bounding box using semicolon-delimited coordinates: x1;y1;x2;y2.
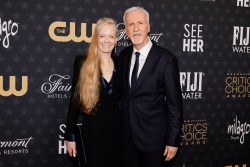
65;55;122;167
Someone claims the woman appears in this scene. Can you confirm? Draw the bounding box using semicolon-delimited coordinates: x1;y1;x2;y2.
64;18;122;167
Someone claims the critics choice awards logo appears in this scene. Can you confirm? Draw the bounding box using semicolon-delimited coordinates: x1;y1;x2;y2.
181;120;208;146
225;73;250;98
0;18;18;49
227;115;250;144
236;0;250;7
0;137;33;155
232;26;250;53
41;74;72;98
180;72;205;100
183;24;204;52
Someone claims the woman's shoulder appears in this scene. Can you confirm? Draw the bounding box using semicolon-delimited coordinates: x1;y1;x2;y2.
73;55;86;67
74;55;86;62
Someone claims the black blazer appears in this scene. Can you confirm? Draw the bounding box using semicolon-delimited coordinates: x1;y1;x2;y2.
120;43;183;151
65;55;122;138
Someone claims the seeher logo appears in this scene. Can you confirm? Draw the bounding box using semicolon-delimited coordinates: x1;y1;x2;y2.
183;24;204;52
0;18;19;48
58;124;67;154
48;21;96;43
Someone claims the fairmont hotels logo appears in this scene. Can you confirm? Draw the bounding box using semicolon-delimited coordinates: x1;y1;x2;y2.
41;74;71;99
0;137;34;155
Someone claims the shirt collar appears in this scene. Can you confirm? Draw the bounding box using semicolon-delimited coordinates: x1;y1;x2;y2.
133;38;153;58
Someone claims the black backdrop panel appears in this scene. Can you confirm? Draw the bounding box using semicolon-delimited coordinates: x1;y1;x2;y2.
0;0;249;167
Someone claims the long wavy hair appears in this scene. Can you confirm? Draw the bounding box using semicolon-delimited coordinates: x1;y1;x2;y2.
74;17;117;115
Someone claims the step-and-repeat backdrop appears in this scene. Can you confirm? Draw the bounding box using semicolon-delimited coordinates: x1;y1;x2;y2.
0;0;249;167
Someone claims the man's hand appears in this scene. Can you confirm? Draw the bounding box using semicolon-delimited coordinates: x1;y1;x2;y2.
163;145;178;161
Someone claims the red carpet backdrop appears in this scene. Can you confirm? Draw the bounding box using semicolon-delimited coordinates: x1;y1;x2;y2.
0;0;249;167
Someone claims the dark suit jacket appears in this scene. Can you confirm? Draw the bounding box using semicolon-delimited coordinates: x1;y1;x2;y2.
119;43;183;152
65;55;122;138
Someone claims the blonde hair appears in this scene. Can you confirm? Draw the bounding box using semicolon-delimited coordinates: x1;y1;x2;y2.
75;17;117;115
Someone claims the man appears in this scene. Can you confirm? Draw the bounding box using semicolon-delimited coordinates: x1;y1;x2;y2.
120;6;183;167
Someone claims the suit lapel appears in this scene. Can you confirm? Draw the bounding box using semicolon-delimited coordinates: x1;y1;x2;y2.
131;44;160;95
124;47;133;94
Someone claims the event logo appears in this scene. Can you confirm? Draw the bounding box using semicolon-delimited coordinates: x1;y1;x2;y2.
48;21;96;43
58;124;67;154
181;119;208;145
41;74;71;98
227;115;250;144
236;0;250;7
183;24;204;52
232;26;250;53
180;72;205;99
225;164;247;167
0;137;33;155
225;73;250;98
0;76;28;97
0;18;18;48
117;23;164;47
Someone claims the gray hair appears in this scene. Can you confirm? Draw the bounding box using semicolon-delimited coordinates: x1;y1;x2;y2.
123;6;150;26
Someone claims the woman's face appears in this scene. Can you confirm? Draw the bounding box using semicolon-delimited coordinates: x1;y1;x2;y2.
97;24;117;54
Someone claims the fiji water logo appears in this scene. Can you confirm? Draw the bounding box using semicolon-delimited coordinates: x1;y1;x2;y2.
232;26;250;53
0;18;18;48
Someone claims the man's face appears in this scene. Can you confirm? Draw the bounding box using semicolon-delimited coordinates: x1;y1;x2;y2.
125;10;150;49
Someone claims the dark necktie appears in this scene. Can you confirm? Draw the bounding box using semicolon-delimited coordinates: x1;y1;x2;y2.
131;52;140;90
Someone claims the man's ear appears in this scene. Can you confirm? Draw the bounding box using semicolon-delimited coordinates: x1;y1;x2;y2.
125;26;128;36
148;24;151;34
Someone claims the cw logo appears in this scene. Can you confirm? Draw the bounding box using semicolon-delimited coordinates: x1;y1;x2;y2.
0;76;28;96
48;21;96;43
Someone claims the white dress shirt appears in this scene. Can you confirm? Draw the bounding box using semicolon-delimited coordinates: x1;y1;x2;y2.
129;39;153;86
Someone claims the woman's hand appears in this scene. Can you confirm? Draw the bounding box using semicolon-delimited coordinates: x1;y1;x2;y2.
66;141;77;157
